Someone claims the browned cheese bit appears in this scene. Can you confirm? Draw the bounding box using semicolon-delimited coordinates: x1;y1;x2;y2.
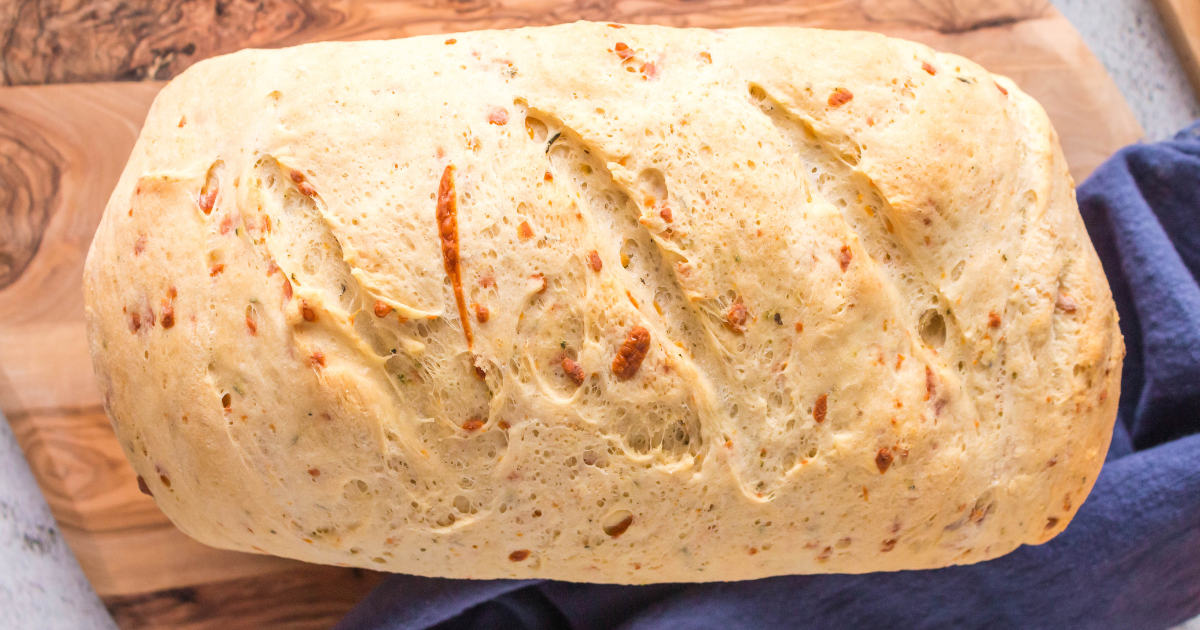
828;88;853;107
612;326;651;380
437;164;473;349
161;286;177;329
198;186;218;214
876;447;894;474
291;169;316;197
727;301;748;331
562;357;585;385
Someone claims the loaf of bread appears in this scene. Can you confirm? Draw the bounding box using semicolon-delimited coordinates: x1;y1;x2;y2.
84;22;1123;582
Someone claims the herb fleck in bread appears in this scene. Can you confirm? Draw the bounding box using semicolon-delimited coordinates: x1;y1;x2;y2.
84;22;1123;582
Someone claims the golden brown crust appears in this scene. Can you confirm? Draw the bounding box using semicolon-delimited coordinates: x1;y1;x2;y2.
84;22;1122;584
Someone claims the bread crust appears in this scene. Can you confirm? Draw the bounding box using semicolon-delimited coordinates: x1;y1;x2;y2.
84;22;1122;582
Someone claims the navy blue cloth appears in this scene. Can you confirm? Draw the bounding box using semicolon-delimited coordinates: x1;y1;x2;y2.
335;124;1200;630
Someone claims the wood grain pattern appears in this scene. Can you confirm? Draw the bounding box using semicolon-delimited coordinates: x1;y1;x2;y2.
9;407;164;533
1153;0;1200;100
0;104;60;288
0;0;323;85
0;2;1143;628
1;0;1051;85
0;83;159;417
103;566;386;630
6;407;305;596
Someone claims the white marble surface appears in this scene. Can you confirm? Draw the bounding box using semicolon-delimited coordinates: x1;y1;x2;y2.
1052;0;1200;141
0;3;1196;629
0;410;117;629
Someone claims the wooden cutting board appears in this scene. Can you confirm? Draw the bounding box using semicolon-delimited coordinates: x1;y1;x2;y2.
0;1;1141;628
